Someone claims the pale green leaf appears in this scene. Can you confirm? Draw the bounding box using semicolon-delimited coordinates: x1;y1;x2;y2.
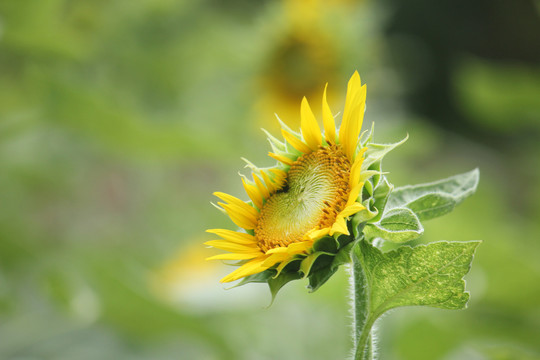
355;240;480;318
387;169;479;220
364;207;423;243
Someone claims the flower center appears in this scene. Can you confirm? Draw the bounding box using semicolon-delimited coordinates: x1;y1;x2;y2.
255;145;351;252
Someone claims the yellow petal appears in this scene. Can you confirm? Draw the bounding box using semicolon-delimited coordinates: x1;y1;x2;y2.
220;256;269;282
322;83;336;144
204;240;261;253
304;227;331;241
346;183;363;207
241;177;263;209
329;216;349;236
287;241;312;254
213;192;259;218
339;72;361;153
344;71;362;118
344;85;366;160
266;246;289;255
268;152;293;166
339;72;367;160
260;170;278;193
349;152;365;188
269;168;287;179
338;203;365;218
300;97;322;151
262;252;289;267
206;229;257;245
253;174;270;200
282;129;312;154
206;253;259;261
356;146;368;161
219;202;257;230
269;169;287;188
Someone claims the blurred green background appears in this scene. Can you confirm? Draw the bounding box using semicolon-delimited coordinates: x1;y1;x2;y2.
1;1;539;359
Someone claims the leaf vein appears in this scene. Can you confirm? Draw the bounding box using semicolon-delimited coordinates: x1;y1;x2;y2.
372;245;471;316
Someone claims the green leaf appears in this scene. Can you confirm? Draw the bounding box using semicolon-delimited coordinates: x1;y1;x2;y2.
364;207;423;243
313;235;339;253
306;260;337;293
300;251;333;277
268;272;303;302
332;240;356;268
307;241;355;292
387;169;479;221
355;239;481;318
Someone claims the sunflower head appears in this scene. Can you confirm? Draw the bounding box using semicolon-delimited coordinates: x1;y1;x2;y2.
206;72;403;299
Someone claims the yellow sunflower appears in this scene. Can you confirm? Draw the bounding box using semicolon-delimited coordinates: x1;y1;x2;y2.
206;72;371;284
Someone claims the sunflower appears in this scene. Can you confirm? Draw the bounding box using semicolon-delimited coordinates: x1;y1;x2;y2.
206;72;373;286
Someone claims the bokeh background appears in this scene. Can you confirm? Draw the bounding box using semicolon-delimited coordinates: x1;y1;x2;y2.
1;0;540;359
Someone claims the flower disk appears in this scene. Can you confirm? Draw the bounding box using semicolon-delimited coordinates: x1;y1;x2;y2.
256;145;351;252
206;72;369;283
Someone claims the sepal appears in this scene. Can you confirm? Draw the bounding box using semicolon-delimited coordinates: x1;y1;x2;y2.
307;240;356;293
361;134;408;172
351;174;393;237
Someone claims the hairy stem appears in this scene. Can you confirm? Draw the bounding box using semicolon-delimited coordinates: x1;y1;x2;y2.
351;240;375;360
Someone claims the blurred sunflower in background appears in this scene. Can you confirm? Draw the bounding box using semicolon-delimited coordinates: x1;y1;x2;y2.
152;241;219;304
254;0;367;130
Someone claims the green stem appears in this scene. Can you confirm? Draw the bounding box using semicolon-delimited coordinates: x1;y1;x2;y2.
351;240;375;360
355;316;376;359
